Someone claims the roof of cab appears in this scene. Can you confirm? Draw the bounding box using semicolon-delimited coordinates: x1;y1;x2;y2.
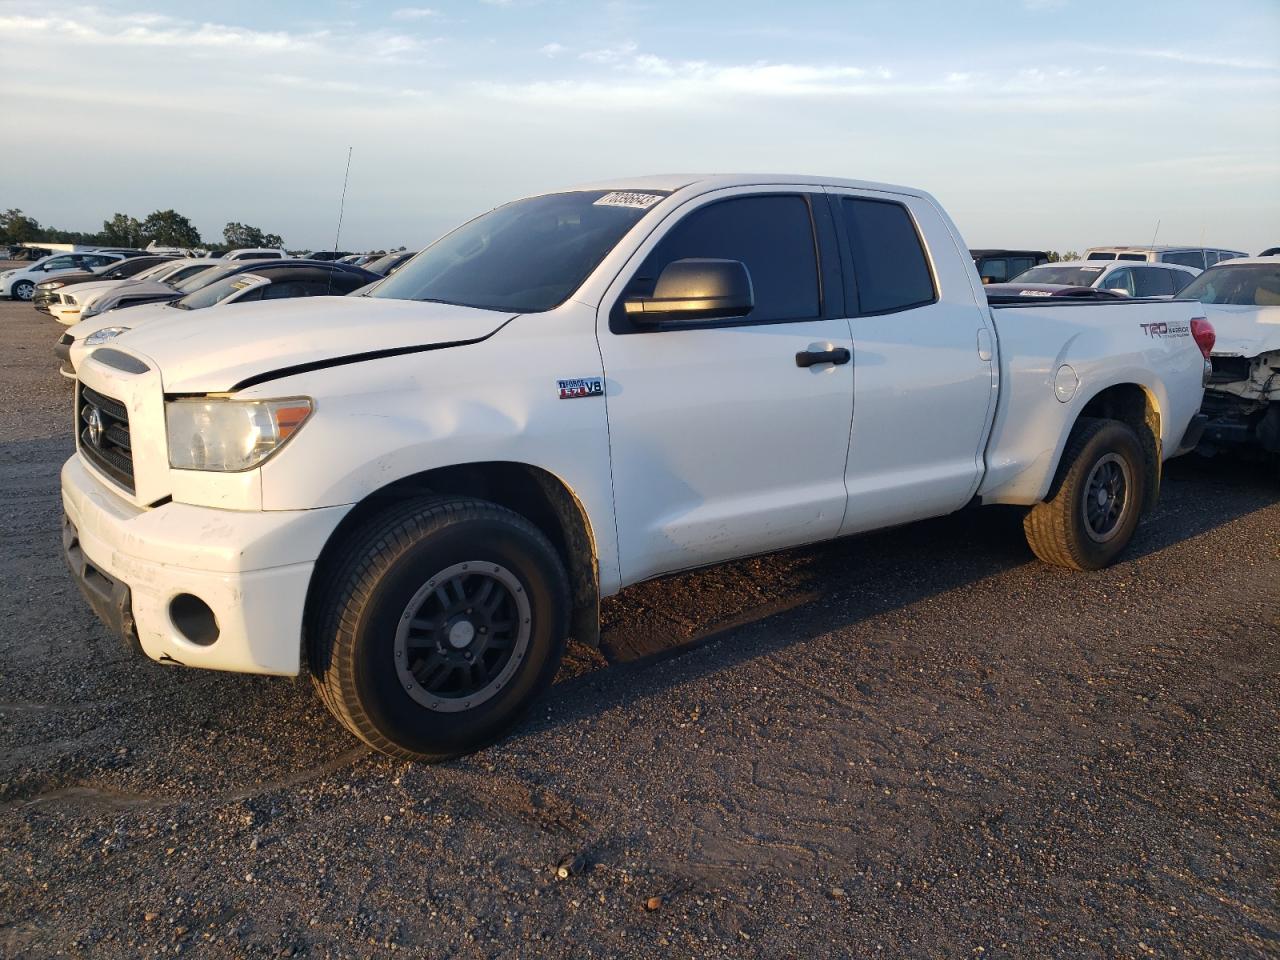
555;172;925;198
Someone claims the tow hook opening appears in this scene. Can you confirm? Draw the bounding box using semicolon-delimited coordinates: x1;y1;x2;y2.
170;594;220;646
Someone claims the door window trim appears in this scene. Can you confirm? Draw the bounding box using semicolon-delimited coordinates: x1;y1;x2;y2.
606;190;843;335
828;192;940;318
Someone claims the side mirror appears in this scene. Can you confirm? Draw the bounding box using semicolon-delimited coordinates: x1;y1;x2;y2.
624;258;754;324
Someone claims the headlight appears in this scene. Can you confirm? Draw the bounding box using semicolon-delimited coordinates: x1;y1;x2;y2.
80;303;104;320
166;398;313;472
38;280;66;290
83;326;131;346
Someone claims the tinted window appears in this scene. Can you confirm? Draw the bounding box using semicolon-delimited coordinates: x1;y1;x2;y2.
1133;267;1174;297
840;198;935;314
1118;253;1147;261
1087;252;1116;260
375;190;662;312
1167;269;1195;294
979;259;1008;282
628;194;820;323
262;278;339;299
326;270;375;295
45;256;77;270
1163;251;1206;269
1009;257;1036;276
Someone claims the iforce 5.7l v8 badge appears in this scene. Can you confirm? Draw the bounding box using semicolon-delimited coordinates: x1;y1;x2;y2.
557;377;604;400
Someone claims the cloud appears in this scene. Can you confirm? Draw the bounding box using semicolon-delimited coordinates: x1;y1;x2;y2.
539;42;567;57
1080;45;1280;72
391;7;440;19
0;10;431;61
579;41;639;64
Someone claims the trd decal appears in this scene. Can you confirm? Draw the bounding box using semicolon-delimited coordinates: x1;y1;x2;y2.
557;377;604;399
1140;321;1190;339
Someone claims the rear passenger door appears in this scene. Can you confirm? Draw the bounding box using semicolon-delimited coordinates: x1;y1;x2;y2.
827;188;996;535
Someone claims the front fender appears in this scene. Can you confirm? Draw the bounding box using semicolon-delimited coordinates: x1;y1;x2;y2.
252;302;623;593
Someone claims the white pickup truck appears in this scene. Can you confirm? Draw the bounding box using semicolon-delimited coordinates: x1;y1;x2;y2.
62;174;1214;761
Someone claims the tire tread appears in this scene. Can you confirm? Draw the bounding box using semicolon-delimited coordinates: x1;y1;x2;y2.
306;496;567;761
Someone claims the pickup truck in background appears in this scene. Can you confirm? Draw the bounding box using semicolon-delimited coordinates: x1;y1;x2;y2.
62;174;1213;761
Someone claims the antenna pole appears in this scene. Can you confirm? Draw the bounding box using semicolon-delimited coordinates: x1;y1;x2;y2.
1148;218;1161;252
333;146;353;256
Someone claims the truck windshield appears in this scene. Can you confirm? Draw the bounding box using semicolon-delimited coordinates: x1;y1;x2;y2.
372;190;667;312
1011;265;1105;286
1178;264;1280;306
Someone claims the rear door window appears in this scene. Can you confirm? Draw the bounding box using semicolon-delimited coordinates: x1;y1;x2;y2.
1133;267;1174;297
1167;269;1194;294
839;197;936;314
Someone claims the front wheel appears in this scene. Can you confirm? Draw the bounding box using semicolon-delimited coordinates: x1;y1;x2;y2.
1023;418;1147;571
307;497;570;761
12;280;34;301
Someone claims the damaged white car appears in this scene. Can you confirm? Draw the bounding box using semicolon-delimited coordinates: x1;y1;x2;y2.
1182;258;1280;461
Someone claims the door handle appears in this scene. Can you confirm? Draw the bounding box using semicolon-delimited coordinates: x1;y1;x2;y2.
795;347;850;368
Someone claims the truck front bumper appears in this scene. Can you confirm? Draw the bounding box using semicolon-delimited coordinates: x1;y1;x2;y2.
61;455;351;676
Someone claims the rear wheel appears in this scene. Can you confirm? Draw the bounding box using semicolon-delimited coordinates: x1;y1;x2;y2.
1023;418;1147;570
307;496;570;761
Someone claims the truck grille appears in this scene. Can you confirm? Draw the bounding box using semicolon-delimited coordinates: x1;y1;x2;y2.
78;384;135;492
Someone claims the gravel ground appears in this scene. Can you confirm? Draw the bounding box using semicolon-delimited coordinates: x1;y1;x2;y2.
1;289;1277;958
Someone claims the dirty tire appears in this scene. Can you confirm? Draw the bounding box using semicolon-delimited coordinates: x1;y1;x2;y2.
307;496;570;761
1023;417;1147;571
13;280;34;301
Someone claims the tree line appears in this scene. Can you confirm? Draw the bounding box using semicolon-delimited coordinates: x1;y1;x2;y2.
1;208;284;251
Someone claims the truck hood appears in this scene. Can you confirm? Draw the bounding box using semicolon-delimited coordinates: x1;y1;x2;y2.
1202;304;1280;358
107;296;517;393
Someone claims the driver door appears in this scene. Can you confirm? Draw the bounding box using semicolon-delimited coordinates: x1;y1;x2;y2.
597;189;854;587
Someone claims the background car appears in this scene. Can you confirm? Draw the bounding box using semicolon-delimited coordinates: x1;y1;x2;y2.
1084;245;1248;269
59;261;380;376
223;248;288;261
48;258;227;324
1177;259;1280;460
988;259;1200;299
32;255;176;314
363;250;418;277
1;251;127;301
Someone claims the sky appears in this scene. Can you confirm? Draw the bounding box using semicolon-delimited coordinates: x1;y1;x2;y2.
1;0;1277;253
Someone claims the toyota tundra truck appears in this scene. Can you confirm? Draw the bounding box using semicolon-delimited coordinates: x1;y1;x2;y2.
61;174;1215;761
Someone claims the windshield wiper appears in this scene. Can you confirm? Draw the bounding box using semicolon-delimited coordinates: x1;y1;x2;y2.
169;301;191;310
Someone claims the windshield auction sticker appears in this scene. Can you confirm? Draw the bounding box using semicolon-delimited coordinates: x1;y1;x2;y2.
593;192;664;210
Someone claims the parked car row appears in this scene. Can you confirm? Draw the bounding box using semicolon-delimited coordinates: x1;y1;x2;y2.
49;259;380;377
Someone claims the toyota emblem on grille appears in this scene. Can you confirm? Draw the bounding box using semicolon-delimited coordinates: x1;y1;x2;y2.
86;405;105;447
